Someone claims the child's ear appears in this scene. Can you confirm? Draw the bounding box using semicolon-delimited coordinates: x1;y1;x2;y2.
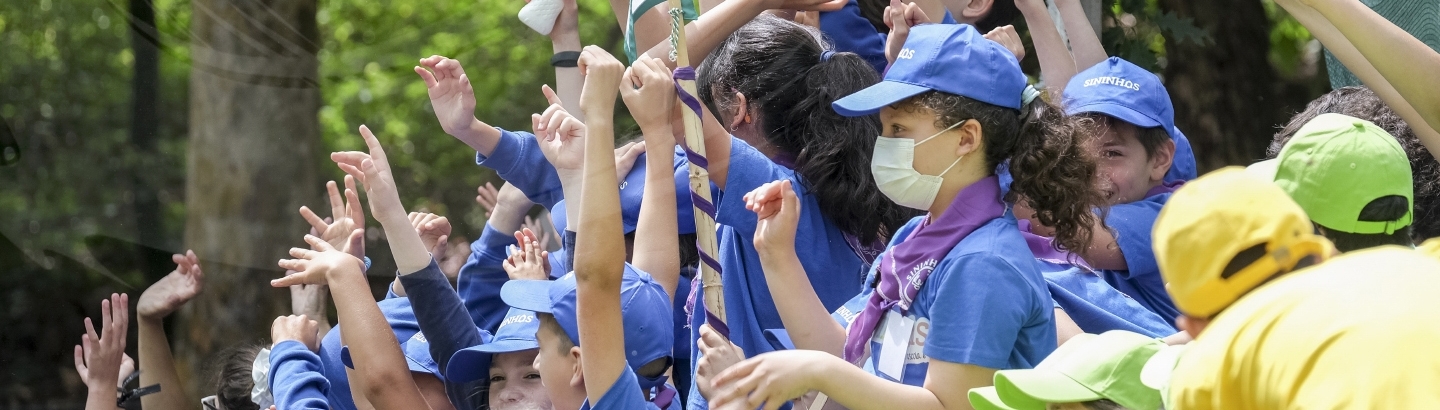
1149;139;1176;182
959;0;995;21
728;92;751;130
954;119;984;158
569;346;585;388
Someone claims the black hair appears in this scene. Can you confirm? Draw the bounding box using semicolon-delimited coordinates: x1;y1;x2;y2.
536;313;575;355
855;0;1019;34
899;92;1102;253
698;14;919;245
210;343;264;410
1086;114;1172;160
1269;86;1438;243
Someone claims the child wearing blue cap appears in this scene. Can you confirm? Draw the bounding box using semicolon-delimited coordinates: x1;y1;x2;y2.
706;23;1103;409
1034;57;1198;329
446;307;554;409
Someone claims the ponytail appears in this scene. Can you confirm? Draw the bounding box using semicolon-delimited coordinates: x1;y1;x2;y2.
900;92;1102;253
697;14;919;244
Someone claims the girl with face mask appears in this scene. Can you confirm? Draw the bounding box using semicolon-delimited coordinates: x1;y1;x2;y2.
703;24;1102;410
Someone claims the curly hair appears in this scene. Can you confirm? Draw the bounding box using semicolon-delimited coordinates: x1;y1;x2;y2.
1268;86;1439;242
698;14;920;244
899;91;1103;253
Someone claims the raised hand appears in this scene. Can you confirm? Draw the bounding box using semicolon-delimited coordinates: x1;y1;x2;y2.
503;227;552;280
984;25;1026;61
695;324;747;400
532;85;588;172
408;212;453;258
476;182;501;218
884;0;932;65
522;214;555;250
274;231;365;288
331;125;406;225
299;176;365;258
416;56;479;138
74;293;130;396
614;141;646;181
620;56;677;135
271;314;322;353
577;45;626;115
137;250;204;320
745;180;802;255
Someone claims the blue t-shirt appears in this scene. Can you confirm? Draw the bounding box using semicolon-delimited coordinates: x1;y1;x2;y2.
581;368;684;410
475;128;565;208
687;136;868;410
846;215;1055;385
271;340;331;410
1042;260;1176;338
1100;192;1180;324
458;224;522;332
818;0;887;74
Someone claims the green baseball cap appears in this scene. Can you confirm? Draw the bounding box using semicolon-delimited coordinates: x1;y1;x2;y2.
1248;113;1413;234
969;331;1164;410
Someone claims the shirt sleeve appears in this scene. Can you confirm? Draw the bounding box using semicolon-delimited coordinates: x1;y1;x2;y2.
818;0;887;74
714;136;795;236
924;253;1042;369
269;340;331;410
396;261;488;376
456;224;518;331
589;366;651;410
1103;199;1165;279
474;128;565;208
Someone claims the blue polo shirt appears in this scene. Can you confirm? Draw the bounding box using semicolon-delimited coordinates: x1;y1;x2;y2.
1100;191;1180;324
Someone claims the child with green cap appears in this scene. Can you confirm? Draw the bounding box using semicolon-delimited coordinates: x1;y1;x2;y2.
968;331;1164;410
1248;113;1414;252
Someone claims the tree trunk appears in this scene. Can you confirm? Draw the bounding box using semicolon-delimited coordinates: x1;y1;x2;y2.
130;0;166;277
177;0;320;399
1157;0;1317;170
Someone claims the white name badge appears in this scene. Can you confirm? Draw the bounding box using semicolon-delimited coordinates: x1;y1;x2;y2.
878;310;914;381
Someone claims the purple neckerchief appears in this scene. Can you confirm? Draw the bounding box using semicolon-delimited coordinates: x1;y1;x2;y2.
652;383;678;409
1145;180;1185;198
1017;219;1092;271
842;177;1005;363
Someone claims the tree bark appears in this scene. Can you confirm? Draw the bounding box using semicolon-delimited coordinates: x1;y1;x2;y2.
178;0;320;399
1157;0;1318;170
130;0;165;276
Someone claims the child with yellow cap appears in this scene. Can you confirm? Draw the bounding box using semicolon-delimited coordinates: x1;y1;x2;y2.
1151;167;1440;409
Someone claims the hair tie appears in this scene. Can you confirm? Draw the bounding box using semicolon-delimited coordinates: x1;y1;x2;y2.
251;348;273;408
821;50;836;62
1021;85;1041;106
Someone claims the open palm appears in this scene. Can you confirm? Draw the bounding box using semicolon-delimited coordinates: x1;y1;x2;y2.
416;56;477;136
137;251;204;320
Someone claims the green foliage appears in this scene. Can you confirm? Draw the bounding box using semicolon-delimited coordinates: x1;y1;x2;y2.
1101;0;1314;79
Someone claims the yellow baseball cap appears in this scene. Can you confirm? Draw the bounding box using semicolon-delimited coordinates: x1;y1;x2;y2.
1153;167;1332;318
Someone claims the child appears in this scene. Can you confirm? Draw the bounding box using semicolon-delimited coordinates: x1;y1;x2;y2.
1249;113;1414;251
446;308;553;410
1265;87;1439;243
1049;57;1198;326
968;331;1164;410
1151;167;1440;408
708;23;1103;409
495;48;679;410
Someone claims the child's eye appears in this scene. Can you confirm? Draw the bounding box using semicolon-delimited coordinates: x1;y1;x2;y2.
490;375;506;383
524;373;542;380
1103;150;1122;158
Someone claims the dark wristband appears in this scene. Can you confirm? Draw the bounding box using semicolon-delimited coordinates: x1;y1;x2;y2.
551;51;581;67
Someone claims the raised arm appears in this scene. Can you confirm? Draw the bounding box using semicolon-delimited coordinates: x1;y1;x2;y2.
1054;0;1107;70
551;0;587;118
75;293;129;410
1274;0;1440;157
1015;0;1078;94
623;56;683;299
747;180;846;355
269;315;330;410
136;251;204;410
572;45;631;401
640;0;847;68
415;57;506;156
275;231;434;410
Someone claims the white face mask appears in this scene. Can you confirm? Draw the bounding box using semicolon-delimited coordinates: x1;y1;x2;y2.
871;120;968;210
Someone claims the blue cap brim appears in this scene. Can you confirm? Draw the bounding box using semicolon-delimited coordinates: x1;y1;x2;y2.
1065;102;1164;129
832;80;933;117
341;346;436;375
446;346;497;383
500;280;557;314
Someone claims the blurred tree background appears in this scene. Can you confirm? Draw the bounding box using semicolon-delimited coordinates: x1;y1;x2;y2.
0;0;1366;405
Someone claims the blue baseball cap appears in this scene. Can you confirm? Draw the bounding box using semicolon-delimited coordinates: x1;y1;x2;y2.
446;307;543;382
833;24;1027;117
551;146;696;235
1063;57;1197;183
337;298;464;380
499;264;674;388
